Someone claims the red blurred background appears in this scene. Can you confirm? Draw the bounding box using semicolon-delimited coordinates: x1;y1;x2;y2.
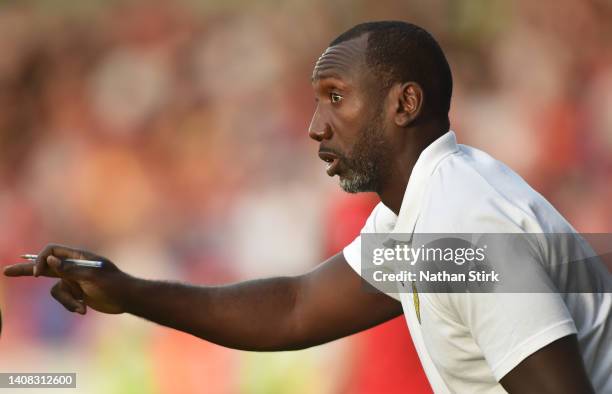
0;1;610;393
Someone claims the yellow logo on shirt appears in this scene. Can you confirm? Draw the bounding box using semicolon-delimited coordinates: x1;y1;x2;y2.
412;281;421;324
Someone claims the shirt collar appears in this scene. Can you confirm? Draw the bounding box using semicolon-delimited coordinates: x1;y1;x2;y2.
392;130;459;235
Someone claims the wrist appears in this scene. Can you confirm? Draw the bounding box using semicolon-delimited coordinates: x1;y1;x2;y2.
114;272;136;314
114;273;149;315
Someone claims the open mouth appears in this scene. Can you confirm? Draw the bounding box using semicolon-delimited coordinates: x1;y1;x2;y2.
318;150;340;176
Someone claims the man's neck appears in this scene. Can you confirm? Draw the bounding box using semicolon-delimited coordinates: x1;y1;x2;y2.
377;157;415;215
377;123;448;215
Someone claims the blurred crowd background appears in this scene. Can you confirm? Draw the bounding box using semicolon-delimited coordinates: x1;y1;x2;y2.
0;0;611;393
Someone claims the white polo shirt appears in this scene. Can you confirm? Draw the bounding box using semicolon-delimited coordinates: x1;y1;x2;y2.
343;131;611;393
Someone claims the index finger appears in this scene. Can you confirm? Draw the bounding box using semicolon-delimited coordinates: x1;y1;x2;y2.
4;262;59;278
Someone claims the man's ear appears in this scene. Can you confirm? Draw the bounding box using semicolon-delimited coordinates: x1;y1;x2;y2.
392;82;423;127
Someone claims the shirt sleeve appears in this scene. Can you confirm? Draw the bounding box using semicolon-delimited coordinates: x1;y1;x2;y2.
441;234;578;381
449;292;577;380
343;202;401;301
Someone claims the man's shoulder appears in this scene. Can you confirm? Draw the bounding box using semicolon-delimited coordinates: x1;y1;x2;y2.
420;144;565;233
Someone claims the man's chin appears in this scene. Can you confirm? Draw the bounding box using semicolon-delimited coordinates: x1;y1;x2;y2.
339;174;375;194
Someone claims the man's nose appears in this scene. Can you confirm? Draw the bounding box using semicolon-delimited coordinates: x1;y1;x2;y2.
308;110;332;142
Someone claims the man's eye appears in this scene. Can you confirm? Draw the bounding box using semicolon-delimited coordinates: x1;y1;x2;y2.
330;92;343;103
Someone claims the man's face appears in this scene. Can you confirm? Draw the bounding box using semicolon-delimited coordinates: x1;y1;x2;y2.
309;35;392;193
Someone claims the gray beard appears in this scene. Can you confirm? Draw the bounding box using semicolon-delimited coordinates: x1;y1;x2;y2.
337;114;390;194
339;162;378;193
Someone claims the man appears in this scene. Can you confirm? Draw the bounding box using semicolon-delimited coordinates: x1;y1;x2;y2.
4;21;610;393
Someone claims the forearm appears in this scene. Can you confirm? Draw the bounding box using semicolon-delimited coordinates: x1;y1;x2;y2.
120;275;303;351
